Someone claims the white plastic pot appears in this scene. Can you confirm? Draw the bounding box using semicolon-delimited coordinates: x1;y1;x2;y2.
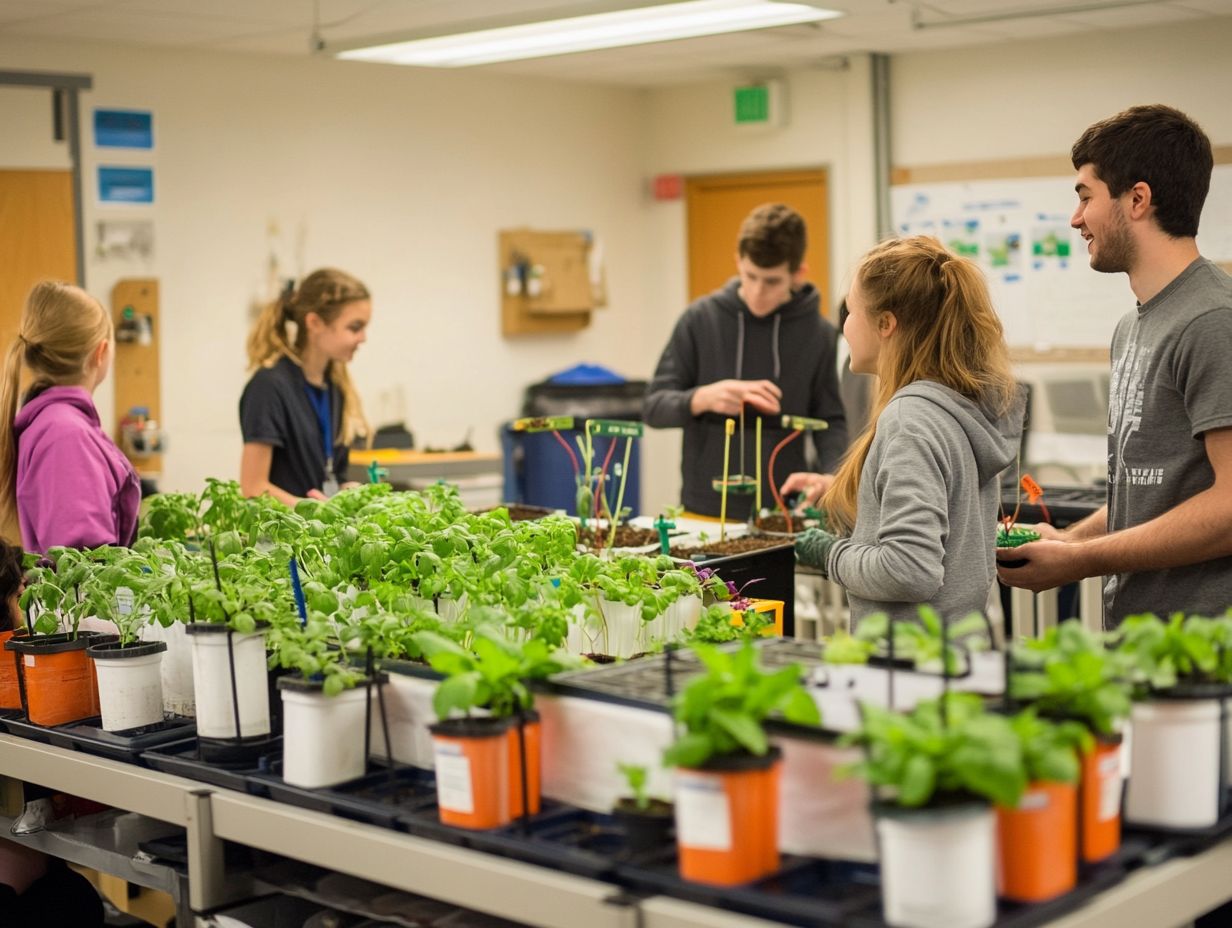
141;620;195;716
88;641;167;732
876;801;996;928
281;682;371;788
1126;695;1224;829
599;596;643;659
566;601;605;656
368;671;438;769
658;594;702;644
186;625;271;739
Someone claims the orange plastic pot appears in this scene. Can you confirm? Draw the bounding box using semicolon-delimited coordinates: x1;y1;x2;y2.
0;629;24;710
1079;735;1122;863
508;712;541;818
997;780;1078;902
5;633;102;727
675;748;781;886
429;717;512;830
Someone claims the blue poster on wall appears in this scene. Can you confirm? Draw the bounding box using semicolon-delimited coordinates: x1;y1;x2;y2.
98;166;154;204
94;108;154;149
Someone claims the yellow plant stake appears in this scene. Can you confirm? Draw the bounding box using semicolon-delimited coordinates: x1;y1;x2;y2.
755;416;763;515
720;418;734;542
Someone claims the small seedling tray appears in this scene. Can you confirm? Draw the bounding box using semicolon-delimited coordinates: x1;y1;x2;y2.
0;713;196;765
618;853;882;927
142;737;281;795
250;761;438;830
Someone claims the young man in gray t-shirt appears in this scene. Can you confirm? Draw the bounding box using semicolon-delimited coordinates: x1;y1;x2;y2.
998;104;1232;626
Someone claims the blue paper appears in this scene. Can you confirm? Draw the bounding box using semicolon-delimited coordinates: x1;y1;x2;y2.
94;108;153;149
98;166;154;204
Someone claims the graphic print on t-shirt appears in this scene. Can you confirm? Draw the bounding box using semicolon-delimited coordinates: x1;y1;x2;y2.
1108;323;1154;489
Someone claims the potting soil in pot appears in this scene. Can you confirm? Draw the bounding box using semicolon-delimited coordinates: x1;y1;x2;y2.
671;536;788;559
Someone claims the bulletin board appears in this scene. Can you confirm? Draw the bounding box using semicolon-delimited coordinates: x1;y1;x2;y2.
890;153;1232;355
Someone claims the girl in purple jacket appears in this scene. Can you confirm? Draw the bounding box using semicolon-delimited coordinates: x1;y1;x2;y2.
0;281;140;552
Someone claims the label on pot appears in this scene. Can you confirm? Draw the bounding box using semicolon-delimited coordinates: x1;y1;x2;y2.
1018;789;1049;811
1098;752;1121;822
675;772;731;851
433;743;474;814
24;656;34;667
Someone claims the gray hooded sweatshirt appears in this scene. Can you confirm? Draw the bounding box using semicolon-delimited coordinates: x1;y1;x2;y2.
826;380;1023;624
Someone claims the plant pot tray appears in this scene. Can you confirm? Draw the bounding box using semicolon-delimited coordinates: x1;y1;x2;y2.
250;761;439;831
842;850;1129;928
0;712;196;765
670;541;796;635
618;853;881;927
394;796;574;855
547;638;828;710
443;806;666;880
141;737;281;796
1124;790;1232;856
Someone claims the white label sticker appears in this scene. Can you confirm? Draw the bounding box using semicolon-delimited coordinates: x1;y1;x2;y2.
433;743;474;815
24;655;34;667
1098;750;1122;822
115;587;135;616
1018;789;1049;812
675;772;732;851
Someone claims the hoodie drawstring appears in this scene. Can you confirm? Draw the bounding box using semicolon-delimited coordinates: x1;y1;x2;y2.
772;314;781;380
735;311;782;381
735;312;745;381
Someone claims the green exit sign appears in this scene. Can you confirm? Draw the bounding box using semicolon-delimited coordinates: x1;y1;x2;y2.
734;85;770;124
733;81;783;128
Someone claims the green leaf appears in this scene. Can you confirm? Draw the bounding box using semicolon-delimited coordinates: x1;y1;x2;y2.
433;673;480;719
663;732;714;769
711;707;768;756
898;754;937;807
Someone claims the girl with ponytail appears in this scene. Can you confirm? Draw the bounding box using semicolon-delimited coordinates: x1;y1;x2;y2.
239;268;372;504
795;236;1024;624
0;281;139;551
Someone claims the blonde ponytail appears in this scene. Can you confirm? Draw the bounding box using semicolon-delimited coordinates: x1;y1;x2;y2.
824;236;1015;533
0;281;111;539
245;268;372;445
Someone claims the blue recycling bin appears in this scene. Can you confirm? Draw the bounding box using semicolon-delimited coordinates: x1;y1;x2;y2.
502;425;642;517
502;364;646;516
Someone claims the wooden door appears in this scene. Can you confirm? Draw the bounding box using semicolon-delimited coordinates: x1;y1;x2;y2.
0;169;76;541
0;170;76;345
685;168;831;319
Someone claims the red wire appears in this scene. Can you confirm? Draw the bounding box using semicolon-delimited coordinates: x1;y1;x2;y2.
593;438;618;525
767;430;802;533
551;430;580;478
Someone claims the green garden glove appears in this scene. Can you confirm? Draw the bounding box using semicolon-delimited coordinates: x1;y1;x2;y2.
795;527;838;577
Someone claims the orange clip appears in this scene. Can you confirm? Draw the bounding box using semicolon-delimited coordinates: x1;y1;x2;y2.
1021;474;1043;505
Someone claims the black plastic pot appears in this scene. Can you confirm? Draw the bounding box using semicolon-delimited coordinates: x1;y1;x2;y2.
613;797;674;855
673;542;795;635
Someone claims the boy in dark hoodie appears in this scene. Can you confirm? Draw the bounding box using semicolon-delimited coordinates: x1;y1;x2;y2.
644;203;847;519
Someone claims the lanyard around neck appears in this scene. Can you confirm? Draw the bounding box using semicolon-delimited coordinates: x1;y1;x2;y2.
304;382;333;467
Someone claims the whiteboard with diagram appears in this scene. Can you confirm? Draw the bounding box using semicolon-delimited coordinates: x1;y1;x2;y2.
889;164;1232;351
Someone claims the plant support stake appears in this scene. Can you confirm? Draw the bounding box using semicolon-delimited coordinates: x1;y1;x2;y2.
720;418;734;541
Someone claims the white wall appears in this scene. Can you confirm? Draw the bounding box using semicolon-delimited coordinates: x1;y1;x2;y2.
0;37;651;497
892;17;1232;164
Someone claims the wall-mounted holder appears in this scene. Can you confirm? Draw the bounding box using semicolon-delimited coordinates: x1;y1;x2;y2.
499;228;598;337
112;279;162;478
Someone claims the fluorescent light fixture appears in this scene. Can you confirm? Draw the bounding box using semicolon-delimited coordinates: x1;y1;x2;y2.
335;1;843;68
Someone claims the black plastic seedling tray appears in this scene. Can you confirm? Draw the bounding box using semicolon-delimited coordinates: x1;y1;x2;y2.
1124;790;1232;857
619;853;882;928
142;737;281;795
250;761;439;831
547;638;828;710
672;542;797;635
0;712;196;765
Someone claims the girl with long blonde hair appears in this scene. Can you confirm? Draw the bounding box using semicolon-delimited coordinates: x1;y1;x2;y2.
239;268;372;505
795;236;1023;624
0;281;139;551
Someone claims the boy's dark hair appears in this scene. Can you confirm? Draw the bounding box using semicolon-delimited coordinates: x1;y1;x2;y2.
738;203;807;272
1071;104;1213;239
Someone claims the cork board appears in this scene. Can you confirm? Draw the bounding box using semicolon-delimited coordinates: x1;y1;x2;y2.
500;228;591;336
111;278;161;476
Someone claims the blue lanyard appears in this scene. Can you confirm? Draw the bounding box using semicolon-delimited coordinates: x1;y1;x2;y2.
304;382;333;463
